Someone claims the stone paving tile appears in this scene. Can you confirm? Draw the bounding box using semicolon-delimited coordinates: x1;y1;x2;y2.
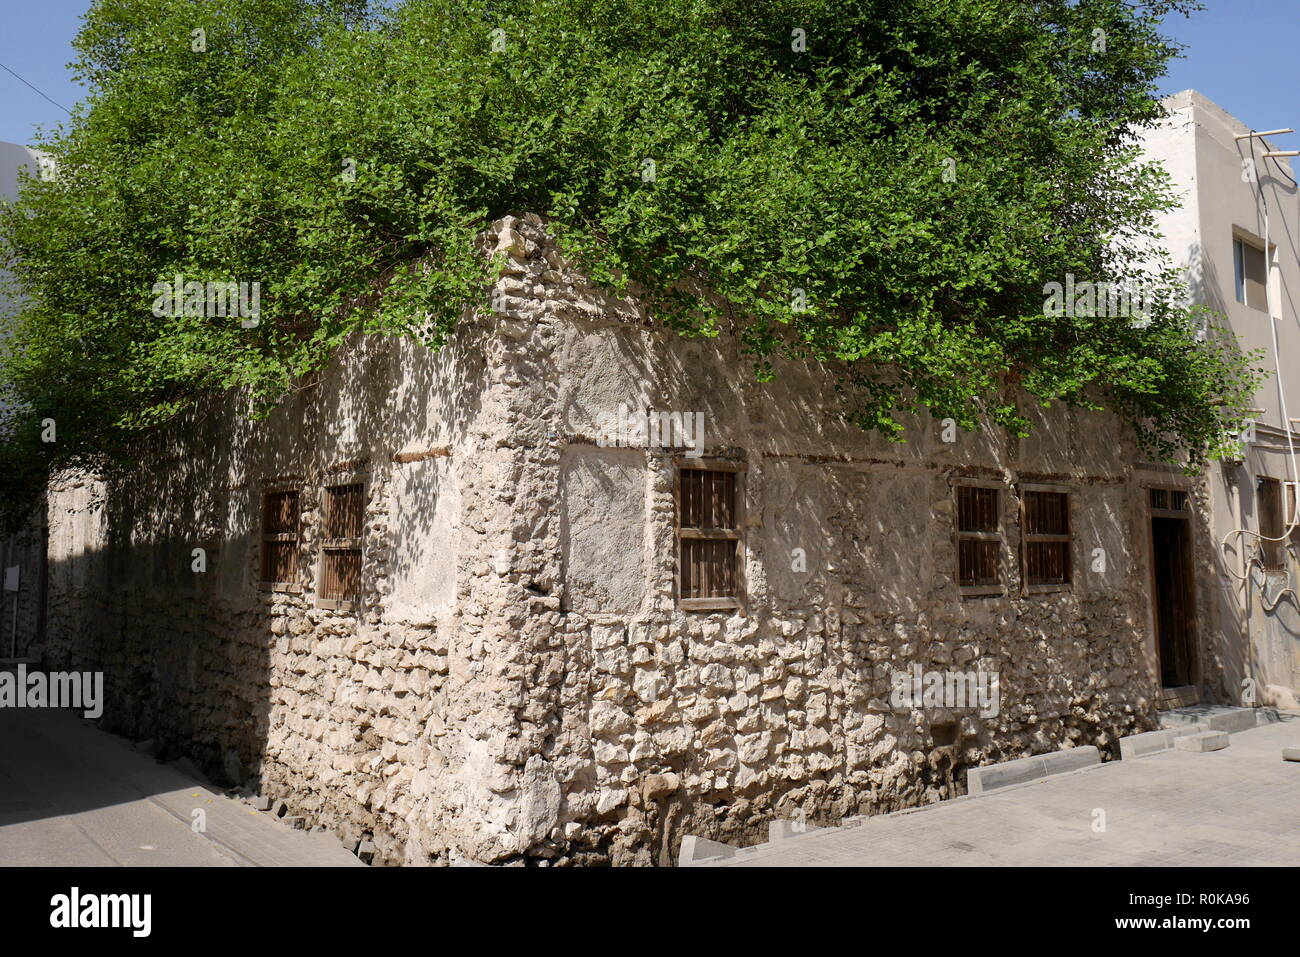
0;708;364;867
703;717;1300;867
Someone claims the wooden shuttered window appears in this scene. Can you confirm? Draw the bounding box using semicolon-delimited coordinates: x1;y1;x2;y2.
261;490;300;585
677;465;742;609
320;483;364;604
1022;489;1071;588
1149;488;1190;514
955;484;1001;590
1257;477;1285;571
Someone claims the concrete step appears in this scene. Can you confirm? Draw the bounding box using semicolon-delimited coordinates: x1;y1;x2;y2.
1156;685;1200;710
1174;730;1230;753
965;745;1100;795
1157;705;1279;735
1119;724;1208;759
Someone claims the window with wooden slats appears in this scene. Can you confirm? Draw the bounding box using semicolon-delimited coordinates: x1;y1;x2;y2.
1022;489;1071;587
677;466;741;608
261;490;300;585
1150;487;1190;514
320;483;364;604
955;485;1001;589
1257;477;1285;571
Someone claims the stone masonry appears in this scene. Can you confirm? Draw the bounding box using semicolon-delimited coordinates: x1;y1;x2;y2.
32;215;1219;865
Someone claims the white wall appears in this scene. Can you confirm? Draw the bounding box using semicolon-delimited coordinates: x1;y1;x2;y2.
1138;90;1300;707
0;141;47;421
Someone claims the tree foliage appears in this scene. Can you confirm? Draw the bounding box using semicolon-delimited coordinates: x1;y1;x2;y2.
0;0;1263;518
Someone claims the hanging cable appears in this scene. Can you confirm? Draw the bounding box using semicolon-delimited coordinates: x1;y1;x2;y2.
1218;129;1298;613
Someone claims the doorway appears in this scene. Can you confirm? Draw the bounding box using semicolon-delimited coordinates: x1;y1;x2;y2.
1149;489;1196;688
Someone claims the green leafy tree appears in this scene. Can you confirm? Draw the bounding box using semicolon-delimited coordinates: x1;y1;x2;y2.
0;0;1263;521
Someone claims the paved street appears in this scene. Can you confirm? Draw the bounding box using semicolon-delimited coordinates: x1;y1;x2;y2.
699;716;1300;867
0;708;363;866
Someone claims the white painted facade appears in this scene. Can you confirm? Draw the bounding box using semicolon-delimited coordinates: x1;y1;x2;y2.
1138;90;1300;708
0;140;47;422
0;141;51;663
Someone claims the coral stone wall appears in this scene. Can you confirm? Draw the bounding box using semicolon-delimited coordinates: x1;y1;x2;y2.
35;215;1195;865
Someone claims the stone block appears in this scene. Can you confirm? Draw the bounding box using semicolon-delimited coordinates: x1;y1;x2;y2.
768;819;822;842
1174;731;1229;753
1204;710;1259;734
1119;725;1205;759
966;746;1099;795
678;835;737;866
1120;729;1176;759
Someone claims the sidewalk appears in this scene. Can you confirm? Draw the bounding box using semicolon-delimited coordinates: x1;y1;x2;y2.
695;716;1300;867
0;707;363;867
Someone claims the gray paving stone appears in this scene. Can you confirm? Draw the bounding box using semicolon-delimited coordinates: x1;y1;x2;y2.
0;708;363;867
694;719;1300;867
768;819;823;841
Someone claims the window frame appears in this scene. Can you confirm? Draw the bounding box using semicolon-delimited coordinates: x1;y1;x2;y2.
952;479;1005;597
1019;483;1073;594
317;478;366;611
259;484;303;593
1148;485;1192;519
674;457;746;613
1232;233;1269;311
1257;476;1286;571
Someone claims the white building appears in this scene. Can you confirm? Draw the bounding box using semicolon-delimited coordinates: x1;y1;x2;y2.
0;140;47;419
0;140;49;661
1139;90;1300;710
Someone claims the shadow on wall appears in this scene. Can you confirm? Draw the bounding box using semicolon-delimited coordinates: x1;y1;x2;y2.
22;324;487;855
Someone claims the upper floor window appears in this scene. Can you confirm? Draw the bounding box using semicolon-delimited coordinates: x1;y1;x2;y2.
1233;236;1268;311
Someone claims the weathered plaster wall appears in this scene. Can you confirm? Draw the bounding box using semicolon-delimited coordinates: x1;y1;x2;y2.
36;215;1186;865
38;325;505;866
521;214;1172;862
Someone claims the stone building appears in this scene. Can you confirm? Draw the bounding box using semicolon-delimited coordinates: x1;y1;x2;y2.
24;211;1232;865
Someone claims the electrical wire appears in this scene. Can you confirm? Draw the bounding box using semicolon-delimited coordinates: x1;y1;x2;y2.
1218;130;1298;630
0;59;71;115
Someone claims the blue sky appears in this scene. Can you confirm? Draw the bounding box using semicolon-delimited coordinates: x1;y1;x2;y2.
0;1;1296;147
